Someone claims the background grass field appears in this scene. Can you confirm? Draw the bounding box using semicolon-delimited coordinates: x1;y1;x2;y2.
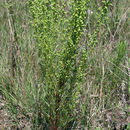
0;0;130;129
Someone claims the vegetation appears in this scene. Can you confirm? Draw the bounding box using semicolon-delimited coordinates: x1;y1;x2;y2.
0;0;129;129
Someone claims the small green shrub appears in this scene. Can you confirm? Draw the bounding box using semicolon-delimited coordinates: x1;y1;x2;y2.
28;0;90;129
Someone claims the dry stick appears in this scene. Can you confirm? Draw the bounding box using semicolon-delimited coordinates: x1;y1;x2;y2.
5;0;18;77
100;56;105;105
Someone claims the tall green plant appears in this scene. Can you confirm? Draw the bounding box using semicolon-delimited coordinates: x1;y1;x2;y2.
28;0;89;129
